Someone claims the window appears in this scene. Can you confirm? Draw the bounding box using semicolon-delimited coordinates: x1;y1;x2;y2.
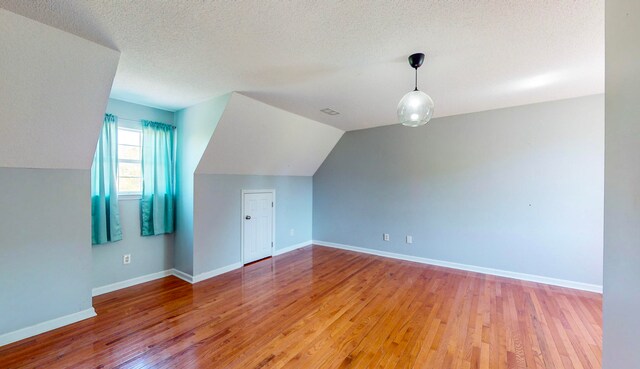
117;126;142;196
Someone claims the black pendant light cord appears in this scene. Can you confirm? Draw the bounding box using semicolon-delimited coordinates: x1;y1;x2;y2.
407;53;425;92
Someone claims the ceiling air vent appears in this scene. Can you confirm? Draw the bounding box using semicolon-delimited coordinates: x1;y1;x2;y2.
320;108;340;116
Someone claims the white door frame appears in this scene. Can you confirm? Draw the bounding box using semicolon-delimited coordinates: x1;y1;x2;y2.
241;189;276;264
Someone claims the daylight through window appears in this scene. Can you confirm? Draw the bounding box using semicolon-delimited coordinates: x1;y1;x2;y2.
117;127;142;195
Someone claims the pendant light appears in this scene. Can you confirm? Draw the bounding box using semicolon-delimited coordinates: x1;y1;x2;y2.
397;53;434;127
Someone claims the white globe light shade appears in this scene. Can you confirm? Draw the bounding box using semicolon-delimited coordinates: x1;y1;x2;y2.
397;90;434;127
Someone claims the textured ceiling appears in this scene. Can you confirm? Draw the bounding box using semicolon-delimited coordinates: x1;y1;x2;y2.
0;1;604;131
196;93;343;176
0;9;119;170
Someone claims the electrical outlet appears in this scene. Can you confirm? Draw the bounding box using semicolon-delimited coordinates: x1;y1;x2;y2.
123;254;131;265
290;228;295;236
406;235;413;244
383;233;390;241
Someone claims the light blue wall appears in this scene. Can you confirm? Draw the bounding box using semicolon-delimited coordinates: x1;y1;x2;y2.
603;0;640;366
313;95;604;286
92;99;175;288
106;98;174;124
174;94;231;275
173;94;315;276
0;168;92;335
193;174;312;275
92;200;175;287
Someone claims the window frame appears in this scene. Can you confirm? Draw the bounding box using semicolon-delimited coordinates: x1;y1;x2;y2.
116;120;143;200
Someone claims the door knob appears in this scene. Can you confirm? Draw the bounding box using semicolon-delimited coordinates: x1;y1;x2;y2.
245;215;251;220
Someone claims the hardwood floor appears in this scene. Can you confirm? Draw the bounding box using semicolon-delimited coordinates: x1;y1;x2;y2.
0;245;602;369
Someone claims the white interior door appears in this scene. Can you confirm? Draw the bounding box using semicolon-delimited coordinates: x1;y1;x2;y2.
243;191;274;264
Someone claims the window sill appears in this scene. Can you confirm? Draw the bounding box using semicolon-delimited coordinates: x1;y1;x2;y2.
118;194;141;201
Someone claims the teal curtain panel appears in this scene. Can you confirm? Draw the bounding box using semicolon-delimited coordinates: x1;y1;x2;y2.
91;114;123;245
140;120;176;236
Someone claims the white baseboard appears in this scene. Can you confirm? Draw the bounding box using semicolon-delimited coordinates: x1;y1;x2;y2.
186;241;312;283
94;242;309;292
0;263;240;347
0;308;96;347
192;262;243;283
274;240;312;256
313;240;603;293
171;268;194;283
92;270;174;296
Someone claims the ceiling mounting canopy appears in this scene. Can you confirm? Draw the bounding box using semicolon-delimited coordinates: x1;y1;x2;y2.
408;53;425;69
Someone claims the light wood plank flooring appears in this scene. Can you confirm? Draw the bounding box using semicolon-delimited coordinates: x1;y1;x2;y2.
0;245;602;368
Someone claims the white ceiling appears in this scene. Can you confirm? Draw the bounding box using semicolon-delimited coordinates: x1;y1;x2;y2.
196;93;343;176
0;9;119;170
0;1;604;131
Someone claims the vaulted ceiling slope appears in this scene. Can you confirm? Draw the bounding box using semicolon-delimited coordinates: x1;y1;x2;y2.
0;1;604;131
0;9;119;170
196;93;344;176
